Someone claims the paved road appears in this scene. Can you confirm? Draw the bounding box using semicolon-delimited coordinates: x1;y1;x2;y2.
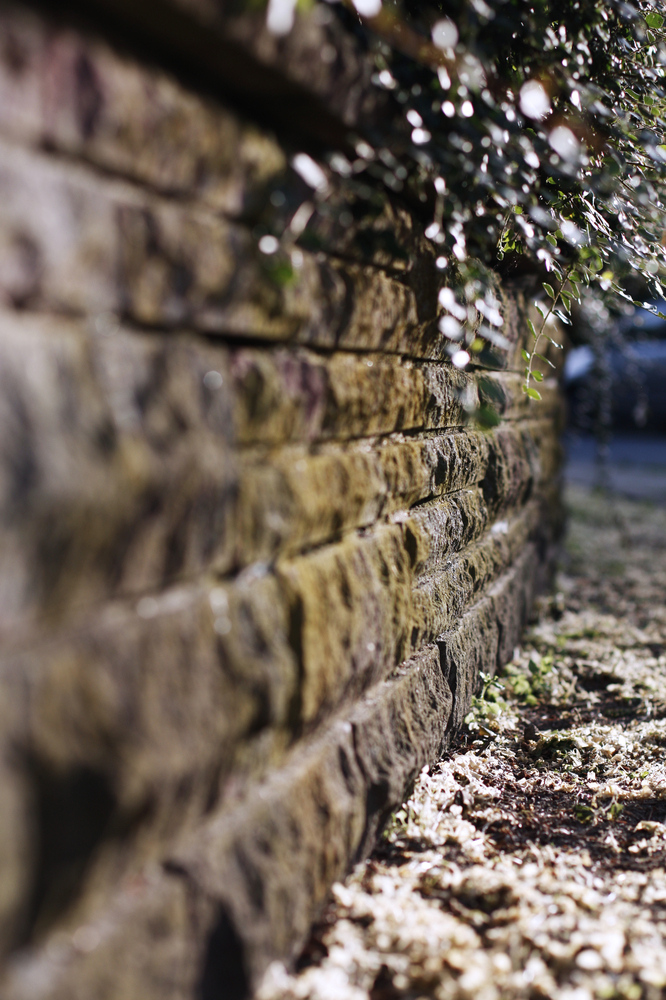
564;432;666;502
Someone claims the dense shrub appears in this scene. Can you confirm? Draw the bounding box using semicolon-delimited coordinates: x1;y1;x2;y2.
269;0;666;393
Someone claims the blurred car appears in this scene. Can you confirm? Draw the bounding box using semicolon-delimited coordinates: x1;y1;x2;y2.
564;302;666;431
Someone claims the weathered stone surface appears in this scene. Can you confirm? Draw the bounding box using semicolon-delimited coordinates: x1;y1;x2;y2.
0;753;30;960
0;130;559;367
0;97;558;374
277;523;412;727
438;542;541;733
0;479;559;960
301;190;426;274
0;0;287;215
0;301;559;641
0;528;550;999
0;311;238;639
402;487;489;579
2;865;215;1000
409;497;542;653
1;645;451;1000
0;136;288;334
168;646;452;990
230;347;475;445
0;138;434;353
238;418;561;564
0;0;554;376
277;490;556;730
0;569;298;954
237;443;389;562
0;1;567;993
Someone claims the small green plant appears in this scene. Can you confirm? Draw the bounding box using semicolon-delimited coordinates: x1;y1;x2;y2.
522;269;572;399
607;800;624;822
575;803;595;823
464;671;508;730
502;653;554;706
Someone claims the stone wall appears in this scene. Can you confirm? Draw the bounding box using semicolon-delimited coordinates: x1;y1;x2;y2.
0;2;564;997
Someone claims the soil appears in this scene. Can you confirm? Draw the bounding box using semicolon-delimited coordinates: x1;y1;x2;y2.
258;484;666;1000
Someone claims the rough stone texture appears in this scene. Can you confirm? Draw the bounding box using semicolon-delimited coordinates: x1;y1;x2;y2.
2;645;452;1000
0;302;558;641
0;0;287;214
0;138;448;357
0;2;565;997
1;537;549;1000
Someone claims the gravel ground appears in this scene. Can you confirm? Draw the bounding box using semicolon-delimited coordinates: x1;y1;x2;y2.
259;484;666;1000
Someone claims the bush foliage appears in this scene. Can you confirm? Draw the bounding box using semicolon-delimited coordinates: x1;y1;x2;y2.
267;0;666;388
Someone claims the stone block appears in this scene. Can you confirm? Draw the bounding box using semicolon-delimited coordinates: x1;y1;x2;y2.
402;486;489;578
237;443;389;563
377;428;492;506
409;497;540;651
0;0;287;215
229;347;474;446
2;865;215;1000
0;571;298;954
170;646;451;990
0;299;558;642
0;645;451;999
276;524;413;727
0;311;237;638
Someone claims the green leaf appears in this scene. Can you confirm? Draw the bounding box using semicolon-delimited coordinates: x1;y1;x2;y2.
535;352;556;368
521;349;530;362
646;11;664;29
543;282;556;299
545;335;563;349
532;370;544;382
527;318;537;338
526;387;542;400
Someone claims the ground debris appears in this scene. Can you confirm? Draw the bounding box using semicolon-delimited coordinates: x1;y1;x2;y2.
259;486;666;1000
